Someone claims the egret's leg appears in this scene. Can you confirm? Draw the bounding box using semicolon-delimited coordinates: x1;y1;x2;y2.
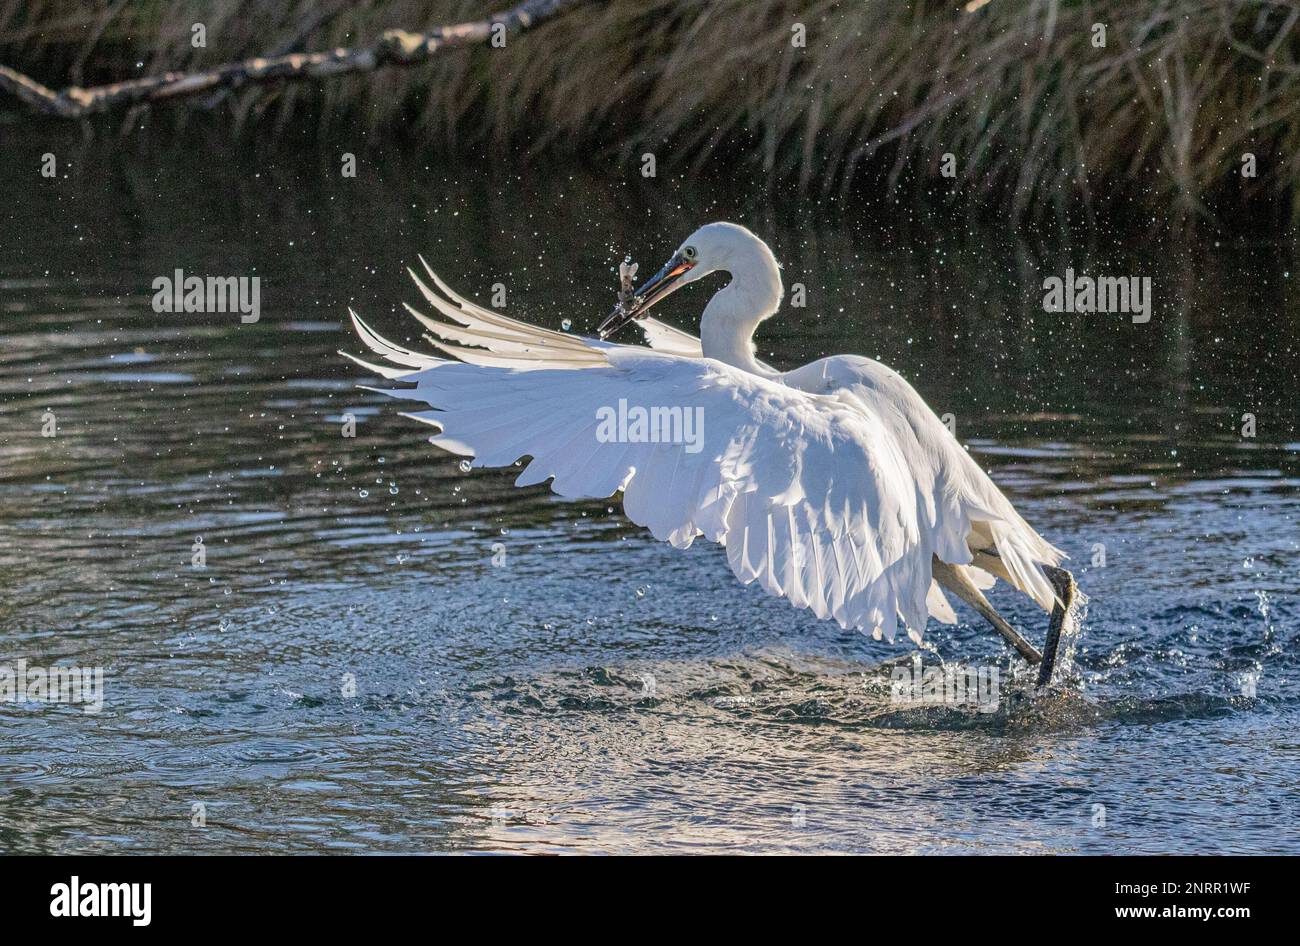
1036;566;1076;688
931;558;1042;665
967;550;1077;688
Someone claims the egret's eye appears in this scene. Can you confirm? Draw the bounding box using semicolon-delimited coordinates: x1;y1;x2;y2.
682;246;697;261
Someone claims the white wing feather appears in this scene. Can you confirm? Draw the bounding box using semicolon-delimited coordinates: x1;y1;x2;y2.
404;258;608;370
371;351;932;640
783;355;1064;611
637;318;704;357
346;268;1063;641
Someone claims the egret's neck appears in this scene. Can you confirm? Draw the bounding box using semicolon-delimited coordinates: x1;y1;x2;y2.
699;251;782;378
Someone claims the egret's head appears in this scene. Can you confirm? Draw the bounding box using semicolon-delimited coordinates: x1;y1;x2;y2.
598;222;772;339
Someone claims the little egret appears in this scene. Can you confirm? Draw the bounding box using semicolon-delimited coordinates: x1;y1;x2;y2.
343;222;1077;684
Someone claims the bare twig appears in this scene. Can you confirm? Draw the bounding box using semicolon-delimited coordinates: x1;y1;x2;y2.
198;0;358;111
0;0;589;119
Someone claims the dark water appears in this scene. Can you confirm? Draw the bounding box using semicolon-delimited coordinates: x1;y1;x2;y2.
1;132;1297;853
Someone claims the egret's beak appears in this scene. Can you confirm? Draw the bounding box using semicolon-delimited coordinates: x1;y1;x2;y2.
597;253;695;339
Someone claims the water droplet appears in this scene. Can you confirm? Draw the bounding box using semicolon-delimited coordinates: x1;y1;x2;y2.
561;319;572;331
459;460;472;473
359;489;369;498
635;586;646;598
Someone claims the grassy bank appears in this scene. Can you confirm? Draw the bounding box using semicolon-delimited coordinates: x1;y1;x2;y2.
3;1;1299;225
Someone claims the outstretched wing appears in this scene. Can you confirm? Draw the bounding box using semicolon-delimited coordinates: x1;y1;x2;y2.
341;262;770;371
349;317;977;643
786;355;1065;613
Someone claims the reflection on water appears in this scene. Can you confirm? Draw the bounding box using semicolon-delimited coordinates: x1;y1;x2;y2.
0;132;1297;853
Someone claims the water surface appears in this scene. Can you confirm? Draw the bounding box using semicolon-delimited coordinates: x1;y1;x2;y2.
1;135;1297;853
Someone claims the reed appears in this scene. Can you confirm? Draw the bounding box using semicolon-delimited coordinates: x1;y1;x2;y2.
3;0;1298;224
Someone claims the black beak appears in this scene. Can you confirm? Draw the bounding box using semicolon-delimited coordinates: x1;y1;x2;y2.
597;253;695;339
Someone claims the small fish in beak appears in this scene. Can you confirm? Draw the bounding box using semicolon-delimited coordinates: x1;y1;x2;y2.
616;260;639;313
597;251;696;339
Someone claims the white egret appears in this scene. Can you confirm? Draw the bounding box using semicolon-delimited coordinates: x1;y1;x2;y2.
343;222;1077;684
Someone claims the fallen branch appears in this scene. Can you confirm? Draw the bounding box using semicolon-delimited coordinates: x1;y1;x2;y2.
0;0;589;119
197;0;357;111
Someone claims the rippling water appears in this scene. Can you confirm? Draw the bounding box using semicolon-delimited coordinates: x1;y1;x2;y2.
1;135;1297;853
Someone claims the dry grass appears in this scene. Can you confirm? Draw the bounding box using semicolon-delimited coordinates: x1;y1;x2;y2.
4;0;1300;224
